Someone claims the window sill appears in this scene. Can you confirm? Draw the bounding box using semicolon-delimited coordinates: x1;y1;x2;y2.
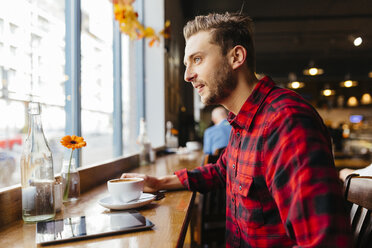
0;153;139;228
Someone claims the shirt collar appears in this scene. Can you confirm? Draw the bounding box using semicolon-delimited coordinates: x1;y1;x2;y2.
227;76;276;130
216;119;228;126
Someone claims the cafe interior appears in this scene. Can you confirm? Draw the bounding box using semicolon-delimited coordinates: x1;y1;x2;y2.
1;0;372;247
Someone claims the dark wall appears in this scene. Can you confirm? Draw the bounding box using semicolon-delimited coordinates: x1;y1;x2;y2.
164;0;196;146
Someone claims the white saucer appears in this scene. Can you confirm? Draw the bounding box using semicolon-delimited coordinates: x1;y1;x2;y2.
98;193;156;210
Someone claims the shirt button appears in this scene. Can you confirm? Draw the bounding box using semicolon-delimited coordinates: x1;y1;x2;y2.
232;164;235;169
232;198;235;202
236;132;240;137
236;229;239;234
239;185;242;191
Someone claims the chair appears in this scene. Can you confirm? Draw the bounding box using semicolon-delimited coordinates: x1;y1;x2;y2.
344;174;372;247
202;147;225;167
191;148;226;248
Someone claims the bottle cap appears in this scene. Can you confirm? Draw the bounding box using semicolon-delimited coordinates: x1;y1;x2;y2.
28;102;41;115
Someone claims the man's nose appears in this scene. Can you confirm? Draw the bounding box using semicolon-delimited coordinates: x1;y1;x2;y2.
184;67;196;82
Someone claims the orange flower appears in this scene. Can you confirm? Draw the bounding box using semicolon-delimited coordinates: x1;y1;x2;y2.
60;135;87;150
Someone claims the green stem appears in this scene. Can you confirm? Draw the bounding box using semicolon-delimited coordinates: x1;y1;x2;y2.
68;218;75;237
63;149;74;201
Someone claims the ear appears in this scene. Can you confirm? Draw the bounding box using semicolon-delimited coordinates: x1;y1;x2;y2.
229;45;247;70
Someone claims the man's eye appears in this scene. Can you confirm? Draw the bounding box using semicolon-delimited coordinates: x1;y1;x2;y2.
194;57;201;63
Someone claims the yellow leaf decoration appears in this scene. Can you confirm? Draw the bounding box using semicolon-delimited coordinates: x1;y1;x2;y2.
113;0;170;47
160;20;171;39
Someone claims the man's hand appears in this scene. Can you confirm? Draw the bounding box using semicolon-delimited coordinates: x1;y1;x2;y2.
120;173;184;193
120;173;160;193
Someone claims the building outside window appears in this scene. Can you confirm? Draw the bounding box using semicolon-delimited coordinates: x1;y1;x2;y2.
0;0;165;189
80;0;114;166
0;0;66;188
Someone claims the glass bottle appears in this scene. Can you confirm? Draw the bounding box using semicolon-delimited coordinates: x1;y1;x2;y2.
165;121;178;149
61;158;80;202
137;118;151;166
165;121;173;148
20;102;55;223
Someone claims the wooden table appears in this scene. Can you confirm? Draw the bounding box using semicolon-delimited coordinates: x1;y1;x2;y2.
0;152;203;248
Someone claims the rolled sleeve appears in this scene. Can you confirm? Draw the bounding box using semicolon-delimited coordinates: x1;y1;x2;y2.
174;155;226;193
174;168;190;190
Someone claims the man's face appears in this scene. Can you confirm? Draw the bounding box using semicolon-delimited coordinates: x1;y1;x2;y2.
183;31;237;105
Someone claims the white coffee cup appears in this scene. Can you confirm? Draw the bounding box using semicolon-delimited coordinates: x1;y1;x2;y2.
107;178;144;203
186;141;201;151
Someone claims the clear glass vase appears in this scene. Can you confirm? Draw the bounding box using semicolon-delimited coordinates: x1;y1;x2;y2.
61;158;80;202
20;102;55;223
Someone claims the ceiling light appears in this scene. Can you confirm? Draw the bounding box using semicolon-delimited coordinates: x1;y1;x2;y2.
303;67;324;76
309;68;318;75
340;80;358;88
361;93;372;105
322;89;335;96
322;84;335;97
340;73;358;88
348;35;363;47
287;73;304;89
369;71;372;78
353;37;362;47
287;81;304;89
347;96;358;107
303;61;324;76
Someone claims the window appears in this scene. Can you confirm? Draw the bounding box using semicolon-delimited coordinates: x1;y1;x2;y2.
0;18;3;34
31;34;41;49
122;37;139;156
37;15;49;32
143;0;165;147
80;0;114;166
0;42;3;56
0;100;25;188
9;23;18;35
0;0;167;189
121;0;166;154
10;46;17;56
0;66;3;94
0;0;65;187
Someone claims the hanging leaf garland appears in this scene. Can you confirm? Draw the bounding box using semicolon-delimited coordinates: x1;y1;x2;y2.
113;0;170;47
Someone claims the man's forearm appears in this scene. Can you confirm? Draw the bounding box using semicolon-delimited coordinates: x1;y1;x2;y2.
157;175;185;191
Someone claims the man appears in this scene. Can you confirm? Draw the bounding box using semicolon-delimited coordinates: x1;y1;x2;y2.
122;12;352;247
203;106;231;155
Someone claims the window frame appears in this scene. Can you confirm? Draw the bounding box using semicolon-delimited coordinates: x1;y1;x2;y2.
65;0;82;165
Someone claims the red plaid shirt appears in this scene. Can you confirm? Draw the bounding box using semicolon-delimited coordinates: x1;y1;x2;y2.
175;76;352;247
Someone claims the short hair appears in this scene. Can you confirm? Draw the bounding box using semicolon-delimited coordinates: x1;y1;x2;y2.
183;12;255;72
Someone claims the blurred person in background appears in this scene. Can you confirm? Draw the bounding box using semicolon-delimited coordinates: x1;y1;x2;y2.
203;106;231;155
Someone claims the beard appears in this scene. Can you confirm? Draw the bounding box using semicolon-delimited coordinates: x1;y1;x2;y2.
201;59;237;105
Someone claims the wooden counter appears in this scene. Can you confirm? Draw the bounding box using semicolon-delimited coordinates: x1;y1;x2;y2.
334;158;371;170
333;151;371;170
0;152;203;248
